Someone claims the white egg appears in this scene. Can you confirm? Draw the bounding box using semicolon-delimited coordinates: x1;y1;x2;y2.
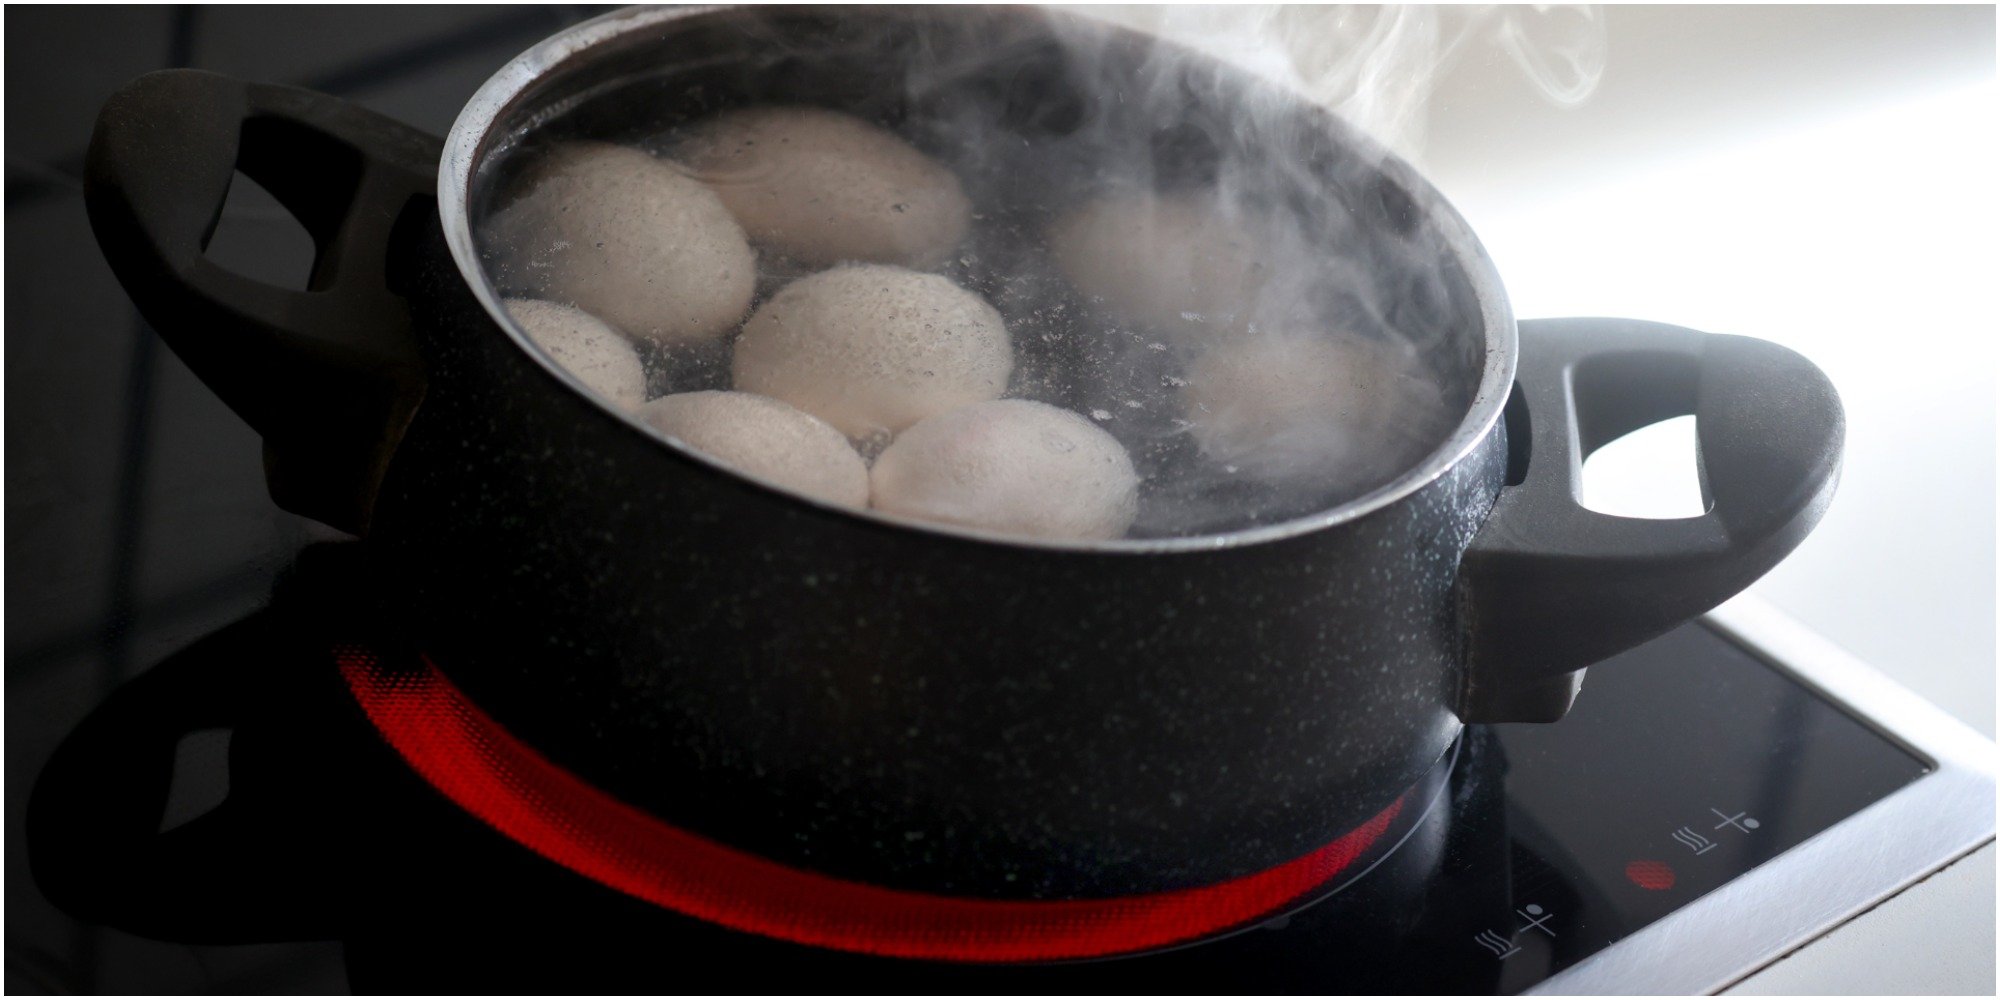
871;399;1139;541
504;298;647;409
1047;191;1272;340
675;106;971;270
635;391;869;508
485;142;756;345
1181;332;1395;484
732;264;1013;440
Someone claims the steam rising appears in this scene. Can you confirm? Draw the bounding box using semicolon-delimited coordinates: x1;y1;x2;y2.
1075;5;1608;159
473;6;1608;539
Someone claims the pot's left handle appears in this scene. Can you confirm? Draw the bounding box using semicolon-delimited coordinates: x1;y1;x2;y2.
86;69;442;534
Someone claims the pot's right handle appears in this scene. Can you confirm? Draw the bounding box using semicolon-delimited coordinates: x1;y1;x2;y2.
1457;318;1844;723
86;69;440;533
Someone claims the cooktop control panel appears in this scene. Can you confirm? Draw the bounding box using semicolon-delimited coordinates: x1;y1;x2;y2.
1457;623;1929;992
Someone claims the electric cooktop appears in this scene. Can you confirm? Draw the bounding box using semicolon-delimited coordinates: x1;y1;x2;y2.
22;546;1993;994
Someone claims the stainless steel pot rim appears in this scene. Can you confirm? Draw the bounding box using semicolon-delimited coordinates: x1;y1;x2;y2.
438;4;1518;554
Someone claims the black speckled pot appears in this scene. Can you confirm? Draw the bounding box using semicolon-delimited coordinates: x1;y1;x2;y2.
84;6;1843;898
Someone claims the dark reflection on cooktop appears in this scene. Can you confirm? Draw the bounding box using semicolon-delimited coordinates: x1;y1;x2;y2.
25;544;1925;994
6;6;609;992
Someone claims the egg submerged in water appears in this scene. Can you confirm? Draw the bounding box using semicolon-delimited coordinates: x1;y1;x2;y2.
636;390;870;508
485;142;757;345
503;298;648;410
871;399;1140;541
1047;191;1272;341
1181;331;1404;487
674;105;972;270
732;264;1014;441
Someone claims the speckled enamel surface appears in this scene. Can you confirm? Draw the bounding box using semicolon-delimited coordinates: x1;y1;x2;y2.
369;226;1506;897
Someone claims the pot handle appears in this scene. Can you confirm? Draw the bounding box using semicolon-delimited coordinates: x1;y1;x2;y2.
85;69;440;533
1457;318;1844;723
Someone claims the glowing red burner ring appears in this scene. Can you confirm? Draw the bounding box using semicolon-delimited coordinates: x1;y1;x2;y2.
336;646;1405;963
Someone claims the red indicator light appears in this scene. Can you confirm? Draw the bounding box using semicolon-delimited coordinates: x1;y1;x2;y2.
1625;859;1676;891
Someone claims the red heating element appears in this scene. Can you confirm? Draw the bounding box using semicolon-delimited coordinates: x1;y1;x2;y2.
337;647;1405;963
1624;859;1676;891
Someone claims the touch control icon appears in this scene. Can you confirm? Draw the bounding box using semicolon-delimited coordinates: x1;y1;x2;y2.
1671;826;1717;855
1474;928;1521;959
1712;807;1761;833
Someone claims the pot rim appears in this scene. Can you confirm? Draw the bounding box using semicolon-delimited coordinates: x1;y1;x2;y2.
438;4;1518;554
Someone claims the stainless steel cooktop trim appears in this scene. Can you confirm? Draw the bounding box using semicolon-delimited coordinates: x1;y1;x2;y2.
1529;595;1998;996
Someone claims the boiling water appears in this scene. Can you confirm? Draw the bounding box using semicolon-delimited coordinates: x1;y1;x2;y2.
469;11;1480;540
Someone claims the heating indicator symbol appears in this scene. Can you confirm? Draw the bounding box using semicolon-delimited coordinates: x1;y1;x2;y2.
1474;928;1521;959
1671;826;1717;855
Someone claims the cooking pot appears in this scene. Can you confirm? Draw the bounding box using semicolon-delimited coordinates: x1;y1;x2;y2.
24;542;1504;983
82;4;1840;921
